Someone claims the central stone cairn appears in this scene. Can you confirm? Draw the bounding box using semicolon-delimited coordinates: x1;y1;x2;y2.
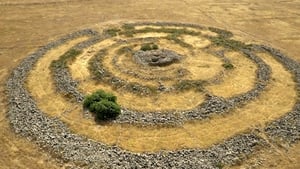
134;49;182;66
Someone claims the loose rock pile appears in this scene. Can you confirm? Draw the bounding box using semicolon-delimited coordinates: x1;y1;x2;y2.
134;49;182;66
6;22;300;168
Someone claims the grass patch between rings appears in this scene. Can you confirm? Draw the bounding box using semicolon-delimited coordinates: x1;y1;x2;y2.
104;28;121;37
50;49;82;69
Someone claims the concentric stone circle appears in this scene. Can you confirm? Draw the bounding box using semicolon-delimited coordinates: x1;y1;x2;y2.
6;22;300;168
51;22;273;125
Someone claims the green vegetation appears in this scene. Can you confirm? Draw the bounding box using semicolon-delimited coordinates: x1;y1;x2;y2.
133;27;200;36
50;49;82;68
175;80;206;92
208;27;233;38
125;82;156;95
209;36;251;51
222;63;234;69
122;24;135;30
119;24;198;48
207;27;252;51
165;34;192;48
103;28;121;37
152;44;159;50
215;162;224;169
121;24;135;37
140;43;159;51
83;90;121;121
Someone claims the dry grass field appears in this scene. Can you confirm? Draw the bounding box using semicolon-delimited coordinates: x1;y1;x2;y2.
1;0;300;168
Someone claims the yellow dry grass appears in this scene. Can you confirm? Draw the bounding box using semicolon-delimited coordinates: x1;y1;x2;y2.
207;51;257;98
200;30;218;37
180;35;211;48
131;32;168;39
27;37;89;116
182;49;223;80
69;38;117;80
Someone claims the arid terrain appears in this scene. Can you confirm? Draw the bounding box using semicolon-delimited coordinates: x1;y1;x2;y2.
0;0;300;168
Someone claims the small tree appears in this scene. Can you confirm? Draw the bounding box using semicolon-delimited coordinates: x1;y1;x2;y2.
83;90;120;121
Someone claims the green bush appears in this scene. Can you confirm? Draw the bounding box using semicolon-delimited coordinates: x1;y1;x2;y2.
222;63;234;69
83;90;120;121
140;43;159;51
152;44;159;50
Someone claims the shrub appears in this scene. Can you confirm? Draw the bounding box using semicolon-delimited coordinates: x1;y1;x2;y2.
140;43;159;51
90;100;121;120
83;90;120;121
140;43;152;51
152;44;159;50
222;63;234;69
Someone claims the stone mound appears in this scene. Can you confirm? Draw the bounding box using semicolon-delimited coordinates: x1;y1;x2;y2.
133;49;182;66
